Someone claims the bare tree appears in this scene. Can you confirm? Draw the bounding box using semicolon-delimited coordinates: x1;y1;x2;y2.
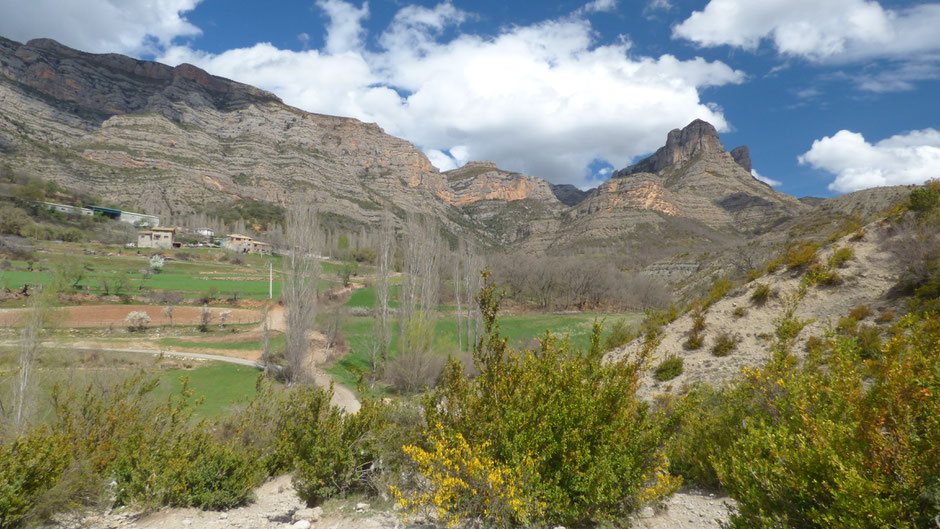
12;285;50;431
371;209;393;387
162;305;174;327
282;204;321;384
260;305;273;377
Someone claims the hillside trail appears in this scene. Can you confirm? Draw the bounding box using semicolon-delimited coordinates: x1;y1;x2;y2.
262;302;360;414
51;474;733;529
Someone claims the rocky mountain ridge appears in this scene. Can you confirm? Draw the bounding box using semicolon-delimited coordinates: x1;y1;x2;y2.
0;35;910;286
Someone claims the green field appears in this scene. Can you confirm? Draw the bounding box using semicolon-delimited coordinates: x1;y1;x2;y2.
327;311;644;394
152;362;263;419
158;334;286;352
0;347;263;421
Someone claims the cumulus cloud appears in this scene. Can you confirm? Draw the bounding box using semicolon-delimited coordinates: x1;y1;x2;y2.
673;0;940;63
752;169;782;187
159;1;744;187
799;129;940;192
578;0;618;15
317;0;370;54
0;0;201;55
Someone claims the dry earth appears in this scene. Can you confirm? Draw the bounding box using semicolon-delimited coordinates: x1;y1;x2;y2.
0;305;263;328
47;476;733;529
610;221;905;400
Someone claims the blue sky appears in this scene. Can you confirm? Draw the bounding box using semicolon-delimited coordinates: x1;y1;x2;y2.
1;0;939;197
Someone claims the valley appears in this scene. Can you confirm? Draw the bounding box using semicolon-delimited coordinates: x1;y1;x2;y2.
0;34;937;529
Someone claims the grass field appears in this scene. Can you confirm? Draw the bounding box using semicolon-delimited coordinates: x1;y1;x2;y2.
327;311;644;395
0;347;262;422
152;362;263;419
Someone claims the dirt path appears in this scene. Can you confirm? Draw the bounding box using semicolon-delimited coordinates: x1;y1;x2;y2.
0;305;263;328
51;477;732;529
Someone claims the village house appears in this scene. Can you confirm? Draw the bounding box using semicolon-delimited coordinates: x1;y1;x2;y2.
222;233;272;254
137;227;176;249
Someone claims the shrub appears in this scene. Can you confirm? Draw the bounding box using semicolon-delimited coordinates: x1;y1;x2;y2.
750;283;774;306
848;304;872;321
149;254;165;273
654;356;684;381
269;384;365;505
711;332;740;357
709;312;940;528
875;310;895;323
703;277;733;309
828;246;854;268
407;270;679;527
0;427;70;529
850;229;865;241
124;311;152;332
785;241;818;270
604;319;635;351
909;185;939;212
684;306;706;350
732;306;747;318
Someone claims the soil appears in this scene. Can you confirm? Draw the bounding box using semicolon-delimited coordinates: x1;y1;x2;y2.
609;223;906;400
48;477;733;529
0;305;263;328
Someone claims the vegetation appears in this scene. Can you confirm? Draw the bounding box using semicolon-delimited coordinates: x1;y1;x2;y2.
750;283;774;305
684;305;706;350
710;332;740;357
397;271;679;527
654;355;684;381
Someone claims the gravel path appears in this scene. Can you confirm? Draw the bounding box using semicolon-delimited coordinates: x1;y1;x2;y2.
49;477;734;529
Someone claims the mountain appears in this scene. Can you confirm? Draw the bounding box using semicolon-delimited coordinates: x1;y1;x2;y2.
516;120;808;268
0;36;467;235
2;35;910;294
440;161;565;244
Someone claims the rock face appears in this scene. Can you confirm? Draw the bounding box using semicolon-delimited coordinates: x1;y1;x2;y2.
442;161;565;244
573;120;807;236
0;36;459;234
549;184;590;207
730;145;751;173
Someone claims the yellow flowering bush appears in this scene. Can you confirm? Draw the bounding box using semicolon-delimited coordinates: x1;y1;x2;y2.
407;269;678;527
394;426;542;528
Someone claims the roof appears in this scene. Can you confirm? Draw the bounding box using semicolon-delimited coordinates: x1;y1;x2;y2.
90;205;122;215
226;234;253;239
151;227;175;232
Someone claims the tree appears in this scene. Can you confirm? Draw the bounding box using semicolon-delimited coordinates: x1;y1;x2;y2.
371;209;393;387
282;204;321;384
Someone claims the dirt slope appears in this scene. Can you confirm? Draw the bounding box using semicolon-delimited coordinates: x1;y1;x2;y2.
610;221;906;400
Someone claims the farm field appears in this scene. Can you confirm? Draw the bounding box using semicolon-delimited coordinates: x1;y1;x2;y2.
0;346;263;421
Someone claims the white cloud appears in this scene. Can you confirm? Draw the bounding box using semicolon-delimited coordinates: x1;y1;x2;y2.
751;169;781;187
673;0;940;63
316;0;370;54
799;129;940;192
158;1;743;187
579;0;618;14
0;0;201;55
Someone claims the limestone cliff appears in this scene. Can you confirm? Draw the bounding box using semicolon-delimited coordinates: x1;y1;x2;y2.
0;36;457;233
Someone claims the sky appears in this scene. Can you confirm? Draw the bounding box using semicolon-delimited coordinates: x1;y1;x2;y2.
1;0;939;197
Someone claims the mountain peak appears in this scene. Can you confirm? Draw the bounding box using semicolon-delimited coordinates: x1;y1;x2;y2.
615;119;728;177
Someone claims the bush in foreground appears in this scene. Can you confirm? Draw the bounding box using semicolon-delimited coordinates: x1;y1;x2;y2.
396;270;678;527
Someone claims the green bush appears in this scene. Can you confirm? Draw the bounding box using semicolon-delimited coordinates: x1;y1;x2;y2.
785;241;818;270
750;283;774;306
270;384;363;505
407;270;679;527
684;306;706;350
732;306;747;318
710;313;940;528
604;318;636;351
909;186;939;212
848;304;872;321
0;427;70;529
828;246;854;268
703;277;733;309
710;332;740;357
654;356;684;381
